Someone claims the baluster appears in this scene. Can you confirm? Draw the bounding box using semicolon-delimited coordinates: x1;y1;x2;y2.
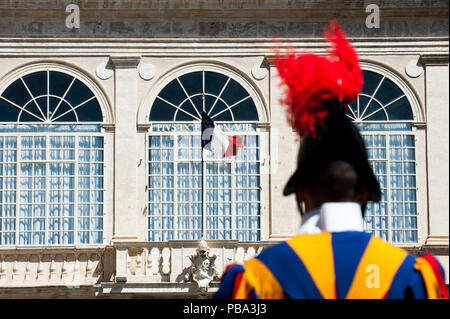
36;254;44;280
25;255;32;280
127;248;132;276
145;248;151;276
161;247;170;275
148;247;160;276
235;247;245;264
61;254;68;279
49;254;56;280
86;253;93;278
12;255;19;280
246;247;256;262
136;248;142;275
0;255;6;280
73;253;80;284
97;252;103;280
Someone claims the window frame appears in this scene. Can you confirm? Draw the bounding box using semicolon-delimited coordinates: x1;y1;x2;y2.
0;63;113;248
0;130;105;246
352;63;427;248
146;123;264;241
142;64;269;242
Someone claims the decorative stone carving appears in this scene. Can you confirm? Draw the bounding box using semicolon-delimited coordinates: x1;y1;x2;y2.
185;239;219;292
96;61;114;80
251;62;268;80
139;63;156;80
405;59;423;78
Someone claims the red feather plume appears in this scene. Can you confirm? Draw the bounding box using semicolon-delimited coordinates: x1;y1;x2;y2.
273;20;363;137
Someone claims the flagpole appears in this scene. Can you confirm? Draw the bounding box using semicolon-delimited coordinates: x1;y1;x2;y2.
201;84;205;241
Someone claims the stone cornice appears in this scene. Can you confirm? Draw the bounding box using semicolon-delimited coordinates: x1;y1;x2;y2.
101;124;115;133
1;0;448;10
109;55;141;69
420;54;449;66
136;124;151;133
0;38;448;57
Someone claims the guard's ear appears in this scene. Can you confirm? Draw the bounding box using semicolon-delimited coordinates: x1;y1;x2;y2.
296;187;306;202
359;187;369;205
295;187;306;216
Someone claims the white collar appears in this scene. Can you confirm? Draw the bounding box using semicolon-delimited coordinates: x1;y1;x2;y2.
298;202;364;234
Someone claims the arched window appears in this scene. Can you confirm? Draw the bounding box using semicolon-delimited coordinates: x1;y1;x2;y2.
150;70;259;122
346;69;418;244
147;69;261;241
0;70;103;123
0;69;105;246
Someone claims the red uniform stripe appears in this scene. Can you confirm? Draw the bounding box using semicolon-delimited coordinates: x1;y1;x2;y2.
421;254;449;299
232;272;245;298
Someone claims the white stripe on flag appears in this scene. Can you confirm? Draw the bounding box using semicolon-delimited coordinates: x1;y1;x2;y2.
204;126;230;158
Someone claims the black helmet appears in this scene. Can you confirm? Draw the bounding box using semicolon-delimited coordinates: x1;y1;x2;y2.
283;99;381;203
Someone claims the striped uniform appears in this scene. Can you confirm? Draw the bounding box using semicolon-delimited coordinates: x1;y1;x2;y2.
214;231;448;299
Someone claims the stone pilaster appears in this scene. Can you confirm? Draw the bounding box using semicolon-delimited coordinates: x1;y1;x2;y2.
110;55;142;242
267;63;301;240
420;54;449;247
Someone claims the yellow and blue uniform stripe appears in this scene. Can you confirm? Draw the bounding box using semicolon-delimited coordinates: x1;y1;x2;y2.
214;231;448;299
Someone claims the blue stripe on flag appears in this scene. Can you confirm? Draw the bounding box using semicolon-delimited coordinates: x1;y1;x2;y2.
201;110;215;149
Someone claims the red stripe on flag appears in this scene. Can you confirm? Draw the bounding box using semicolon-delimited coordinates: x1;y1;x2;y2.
224;135;243;157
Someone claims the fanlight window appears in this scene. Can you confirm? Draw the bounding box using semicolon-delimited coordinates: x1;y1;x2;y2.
0;70;103;123
150;70;259;122
148;70;261;242
346;70;413;122
347;70;418;244
0;70;104;246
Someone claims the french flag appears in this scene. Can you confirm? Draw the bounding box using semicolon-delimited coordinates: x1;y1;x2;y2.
201;111;243;158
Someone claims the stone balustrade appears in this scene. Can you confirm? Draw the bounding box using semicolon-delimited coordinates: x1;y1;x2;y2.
113;240;275;286
0;248;105;288
0;240;276;293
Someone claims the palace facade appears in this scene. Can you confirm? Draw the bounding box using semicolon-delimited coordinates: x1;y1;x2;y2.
0;0;448;298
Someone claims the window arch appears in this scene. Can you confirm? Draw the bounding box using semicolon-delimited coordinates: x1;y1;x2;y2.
147;68;262;242
0;70;103;123
149;70;259;122
0;68;105;246
347;69;418;244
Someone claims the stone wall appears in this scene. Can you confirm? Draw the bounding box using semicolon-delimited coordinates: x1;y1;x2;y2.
0;0;448;38
0;0;448;298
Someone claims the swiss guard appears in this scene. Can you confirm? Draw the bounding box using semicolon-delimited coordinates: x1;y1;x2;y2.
214;21;449;299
